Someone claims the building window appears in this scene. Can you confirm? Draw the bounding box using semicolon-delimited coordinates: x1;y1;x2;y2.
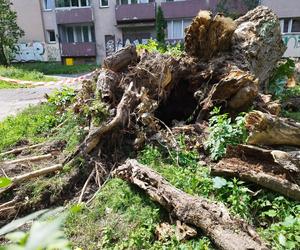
118;0;150;4
167;19;192;39
292;19;300;33
47;30;56;42
63;25;95;43
55;0;90;8
44;0;52;10
100;0;109;7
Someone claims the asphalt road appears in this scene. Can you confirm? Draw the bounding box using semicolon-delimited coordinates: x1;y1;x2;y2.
0;83;79;121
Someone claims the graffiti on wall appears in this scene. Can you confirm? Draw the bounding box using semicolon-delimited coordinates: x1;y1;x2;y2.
105;35;116;57
13;42;45;62
13;42;60;62
282;34;300;57
46;45;60;61
283;34;300;48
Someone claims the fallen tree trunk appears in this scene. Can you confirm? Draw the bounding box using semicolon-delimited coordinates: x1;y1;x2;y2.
245;111;300;146
113;159;268;250
212;145;300;200
103;45;137;72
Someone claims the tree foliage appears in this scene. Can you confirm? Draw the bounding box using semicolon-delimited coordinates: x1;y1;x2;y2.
0;0;24;65
155;6;167;44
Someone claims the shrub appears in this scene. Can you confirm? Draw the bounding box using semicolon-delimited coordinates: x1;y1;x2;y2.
269;59;295;98
205;107;248;160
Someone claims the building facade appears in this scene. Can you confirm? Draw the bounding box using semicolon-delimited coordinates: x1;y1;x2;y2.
261;0;300;58
11;0;248;64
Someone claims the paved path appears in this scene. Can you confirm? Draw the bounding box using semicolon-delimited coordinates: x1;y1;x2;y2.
0;83;79;121
0;71;97;121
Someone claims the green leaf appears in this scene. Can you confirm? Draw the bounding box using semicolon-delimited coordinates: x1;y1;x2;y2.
278;234;286;246
282;215;296;227
0;177;12;188
5;231;27;243
212;177;227;189
263;209;277;218
0;209;48;236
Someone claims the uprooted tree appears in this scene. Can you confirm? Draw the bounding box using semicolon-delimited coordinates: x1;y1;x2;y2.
2;5;300;249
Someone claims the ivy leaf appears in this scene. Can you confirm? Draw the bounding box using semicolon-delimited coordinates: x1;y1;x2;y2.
212;177;227;189
278;234;286;246
0;177;12;188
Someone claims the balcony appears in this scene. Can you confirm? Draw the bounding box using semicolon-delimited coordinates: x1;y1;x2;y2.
56;7;93;24
115;3;156;24
161;0;217;19
61;42;96;57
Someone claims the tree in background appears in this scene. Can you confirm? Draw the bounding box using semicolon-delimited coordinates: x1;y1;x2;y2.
156;6;167;45
0;0;24;65
216;0;259;19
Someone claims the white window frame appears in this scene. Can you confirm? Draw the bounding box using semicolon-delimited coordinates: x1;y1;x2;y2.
65;25;94;43
120;0;149;4
47;30;56;43
55;0;90;9
167;19;190;39
43;0;52;10
100;0;109;7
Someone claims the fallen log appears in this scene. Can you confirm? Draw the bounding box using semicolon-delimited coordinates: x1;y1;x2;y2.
103;45;137;72
113;159;268;250
1;154;53;166
245;111;300;146
0;164;63;195
0;143;46;157
212;145;300;200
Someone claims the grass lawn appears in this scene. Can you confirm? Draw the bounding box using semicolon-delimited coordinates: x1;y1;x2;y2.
0;65;56;82
0;80;29;89
14;62;98;75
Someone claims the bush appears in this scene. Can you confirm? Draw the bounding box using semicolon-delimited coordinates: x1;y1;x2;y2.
269;59;295;98
204;107;248;160
136;39;183;57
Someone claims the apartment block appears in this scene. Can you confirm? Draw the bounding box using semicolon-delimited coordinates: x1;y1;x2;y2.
11;0;248;64
261;0;300;58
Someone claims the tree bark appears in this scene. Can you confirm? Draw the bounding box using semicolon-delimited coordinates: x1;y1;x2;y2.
245;111;300;146
113;159;268;250
0;45;8;66
211;145;300;200
103;45;137;72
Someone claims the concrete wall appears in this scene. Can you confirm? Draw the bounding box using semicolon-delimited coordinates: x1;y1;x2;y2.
261;0;300;18
91;0;122;63
261;0;300;58
11;0;45;43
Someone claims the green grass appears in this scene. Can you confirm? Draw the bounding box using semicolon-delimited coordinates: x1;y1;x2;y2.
0;65;56;82
0;80;29;89
0;104;59;152
64;140;300;250
0;89;86;153
65;179;213;250
14;62;98;75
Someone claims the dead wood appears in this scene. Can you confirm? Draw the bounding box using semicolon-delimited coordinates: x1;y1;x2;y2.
212;145;300;200
103;45;137;72
78;81;138;155
0;164;63;195
0;143;46;157
282;96;300;112
113;159;268;250
1;154;53;166
245;111;300;146
254;94;281;115
185;11;237;60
